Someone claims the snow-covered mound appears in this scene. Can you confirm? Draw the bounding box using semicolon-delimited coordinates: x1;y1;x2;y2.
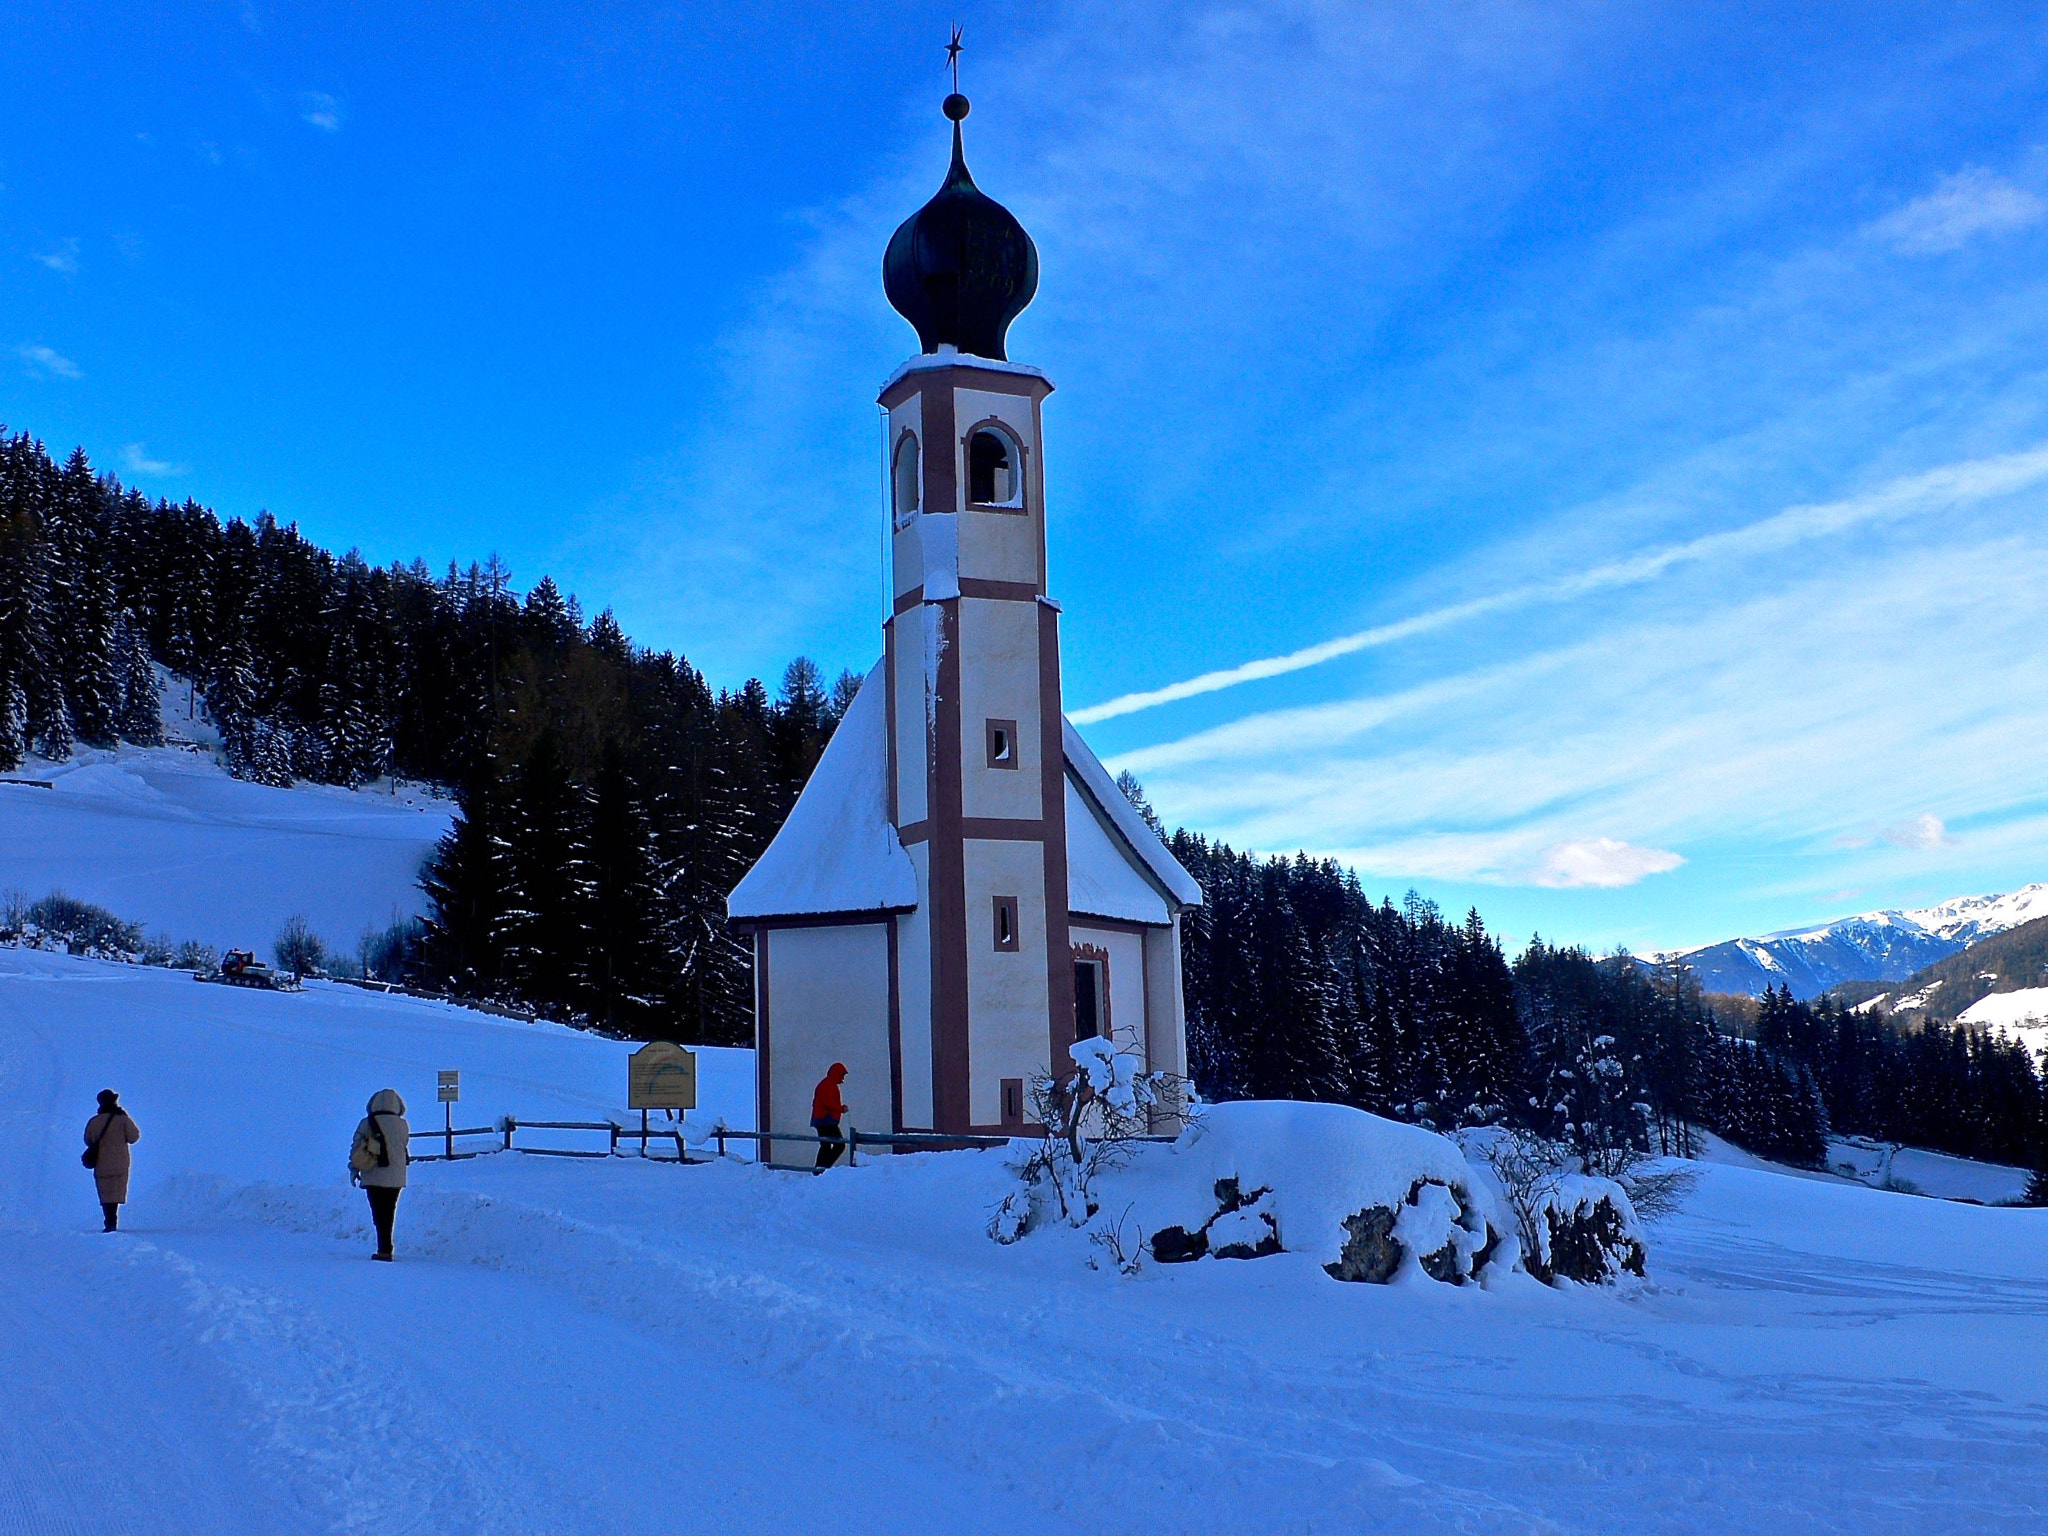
7;950;2048;1533
0;744;452;955
1114;1101;1503;1282
1670;882;2048;998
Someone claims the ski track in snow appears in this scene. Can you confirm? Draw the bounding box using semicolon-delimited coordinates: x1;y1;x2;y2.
4;950;2048;1533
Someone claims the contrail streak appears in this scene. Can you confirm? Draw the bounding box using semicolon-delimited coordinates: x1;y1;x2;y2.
1069;443;2048;725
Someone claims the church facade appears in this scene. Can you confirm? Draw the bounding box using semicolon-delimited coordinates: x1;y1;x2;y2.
728;86;1201;1156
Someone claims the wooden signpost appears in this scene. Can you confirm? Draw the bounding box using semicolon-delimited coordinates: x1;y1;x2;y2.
438;1070;460;1158
628;1042;696;1153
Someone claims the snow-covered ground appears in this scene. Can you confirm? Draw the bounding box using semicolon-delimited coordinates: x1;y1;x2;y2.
6;949;2048;1534
0;745;451;955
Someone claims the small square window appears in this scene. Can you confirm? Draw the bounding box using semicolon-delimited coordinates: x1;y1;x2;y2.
985;717;1018;769
993;895;1020;952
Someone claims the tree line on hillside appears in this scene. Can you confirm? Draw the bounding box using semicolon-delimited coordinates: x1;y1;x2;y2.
5;426;2044;1177
1164;827;1840;1170
0;427;852;1041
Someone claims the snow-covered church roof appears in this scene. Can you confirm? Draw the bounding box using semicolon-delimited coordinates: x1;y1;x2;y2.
727;662;919;922
727;663;1201;924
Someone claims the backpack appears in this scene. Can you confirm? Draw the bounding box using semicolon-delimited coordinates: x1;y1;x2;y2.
349;1115;391;1177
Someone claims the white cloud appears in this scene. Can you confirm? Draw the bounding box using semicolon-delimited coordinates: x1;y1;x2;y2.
1115;522;2048;896
1870;167;2046;255
32;238;79;274
15;343;81;380
1882;813;1956;850
121;443;187;477
300;92;342;132
1088;441;2048;728
1532;838;1684;889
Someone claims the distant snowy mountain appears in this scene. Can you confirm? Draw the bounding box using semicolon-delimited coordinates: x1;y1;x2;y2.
1671;884;2048;999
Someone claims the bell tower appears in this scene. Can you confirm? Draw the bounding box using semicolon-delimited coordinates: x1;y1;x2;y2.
879;85;1074;1135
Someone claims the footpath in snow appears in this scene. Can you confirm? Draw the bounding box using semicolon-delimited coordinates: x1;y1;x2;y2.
3;950;2047;1534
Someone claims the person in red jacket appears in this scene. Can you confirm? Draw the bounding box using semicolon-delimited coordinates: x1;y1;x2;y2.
811;1062;849;1173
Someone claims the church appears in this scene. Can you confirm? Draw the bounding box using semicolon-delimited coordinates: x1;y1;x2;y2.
727;83;1203;1155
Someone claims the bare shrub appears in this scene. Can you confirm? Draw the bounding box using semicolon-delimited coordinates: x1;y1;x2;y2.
274;914;326;979
995;1037;1188;1240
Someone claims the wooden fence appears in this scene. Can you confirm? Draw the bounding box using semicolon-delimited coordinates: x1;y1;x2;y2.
408;1116;699;1163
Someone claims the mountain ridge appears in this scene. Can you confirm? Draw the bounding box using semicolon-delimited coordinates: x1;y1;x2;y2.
1668;884;2048;999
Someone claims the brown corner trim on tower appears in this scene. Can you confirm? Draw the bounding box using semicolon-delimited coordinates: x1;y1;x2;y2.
927;595;971;1133
887;916;904;1134
754;929;772;1143
1037;596;1075;1071
883;616;900;825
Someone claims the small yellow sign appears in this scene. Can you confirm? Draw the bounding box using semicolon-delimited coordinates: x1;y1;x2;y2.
437;1070;461;1103
628;1042;697;1110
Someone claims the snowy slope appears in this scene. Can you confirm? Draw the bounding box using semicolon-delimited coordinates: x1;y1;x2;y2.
0;744;452;955
1672;882;2048;998
6;949;2048;1534
1958;987;2048;1062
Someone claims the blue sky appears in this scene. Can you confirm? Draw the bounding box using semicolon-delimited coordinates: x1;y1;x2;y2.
7;2;2048;955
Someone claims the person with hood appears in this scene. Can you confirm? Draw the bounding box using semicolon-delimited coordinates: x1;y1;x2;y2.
82;1089;140;1232
349;1089;410;1260
811;1062;849;1173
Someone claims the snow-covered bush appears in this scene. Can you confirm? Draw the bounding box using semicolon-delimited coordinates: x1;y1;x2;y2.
1112;1101;1505;1286
3;891;146;960
1527;1176;1646;1284
989;1037;1183;1243
1464;1128;1647;1285
172;939;219;973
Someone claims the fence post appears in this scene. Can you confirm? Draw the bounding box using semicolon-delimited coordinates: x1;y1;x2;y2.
848;1125;857;1168
503;1117;515;1152
716;1127;727;1159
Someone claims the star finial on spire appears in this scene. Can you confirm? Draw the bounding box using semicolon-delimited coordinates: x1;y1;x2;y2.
946;25;964;94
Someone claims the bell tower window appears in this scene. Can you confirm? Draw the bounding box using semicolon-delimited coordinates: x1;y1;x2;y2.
985;717;1017;769
967;426;1022;508
893;431;921;525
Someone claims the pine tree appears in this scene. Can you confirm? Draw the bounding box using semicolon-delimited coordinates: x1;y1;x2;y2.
0;673;25;770
115;615;164;745
33;673;73;760
499;729;590;1016
418;774;512;995
825;668;863;729
582;739;666;1035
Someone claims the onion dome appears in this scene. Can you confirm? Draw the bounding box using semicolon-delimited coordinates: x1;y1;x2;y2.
883;93;1038;361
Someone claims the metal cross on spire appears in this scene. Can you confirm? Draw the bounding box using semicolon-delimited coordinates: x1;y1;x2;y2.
946;25;964;93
